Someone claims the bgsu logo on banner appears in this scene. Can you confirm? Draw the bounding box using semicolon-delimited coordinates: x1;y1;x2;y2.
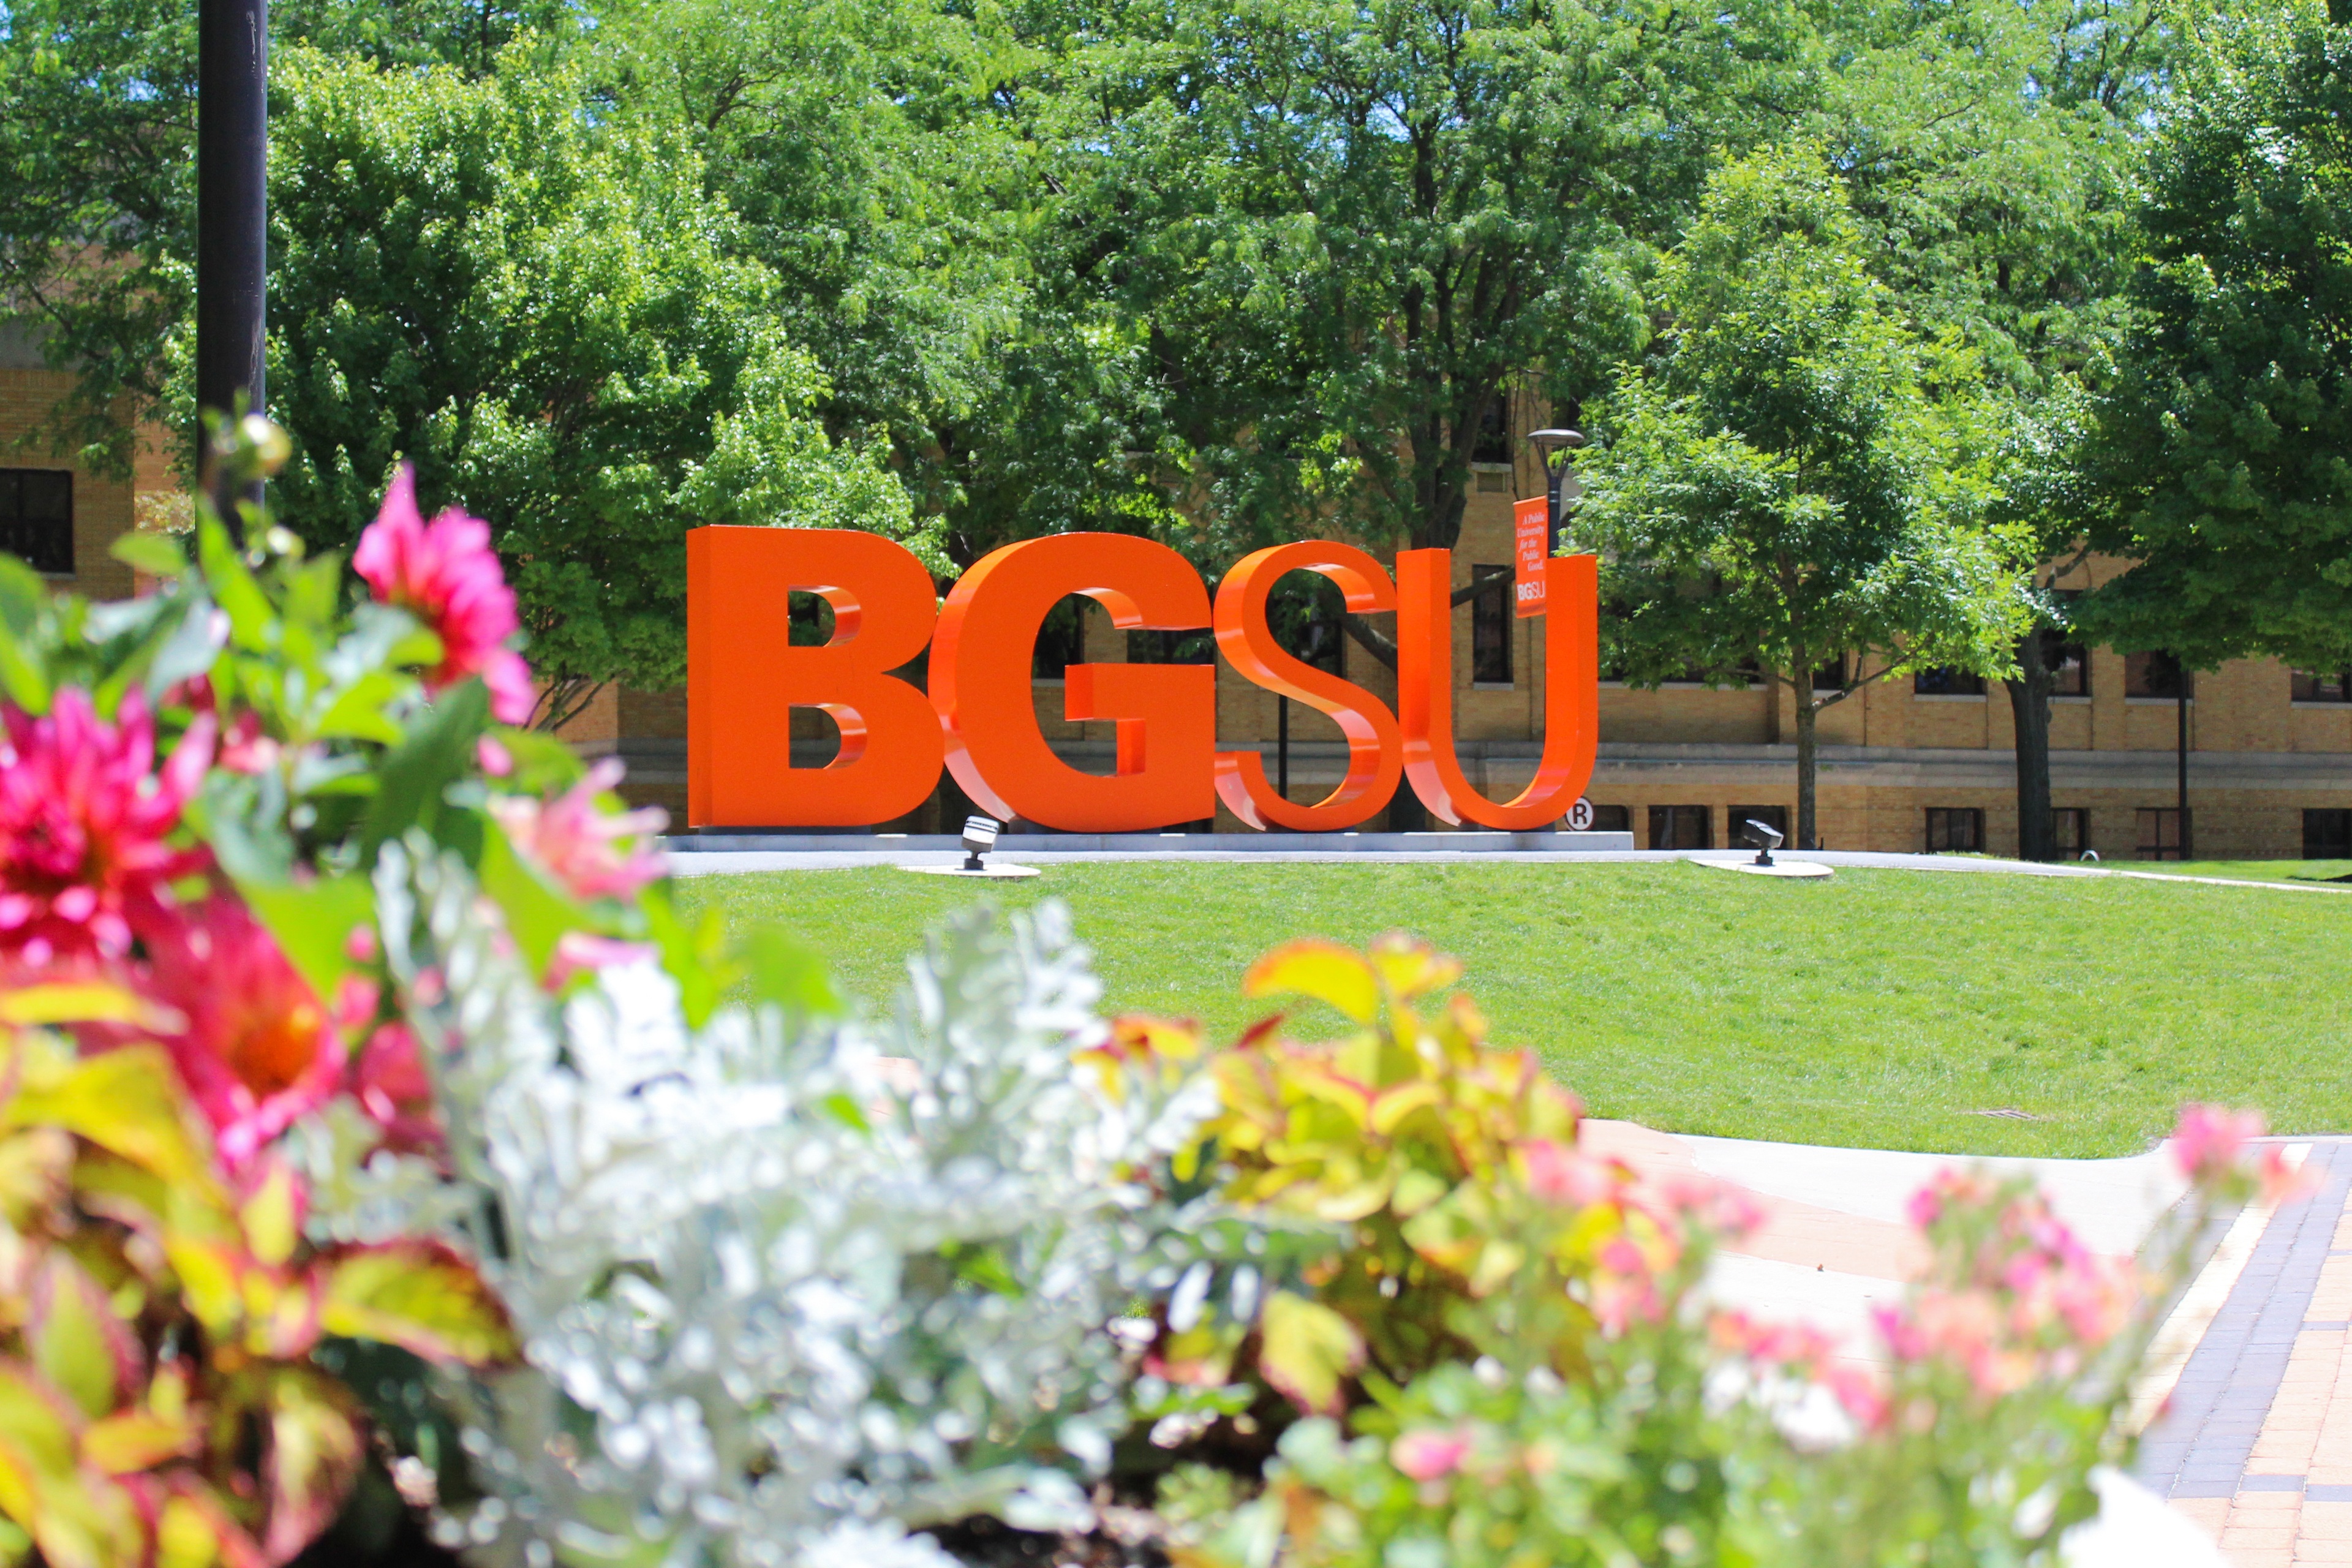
687;528;1598;833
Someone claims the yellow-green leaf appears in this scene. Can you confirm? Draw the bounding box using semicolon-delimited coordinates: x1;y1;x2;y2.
10;1049;216;1194
0;986;175;1033
1257;1292;1363;1416
26;1256;131;1420
81;1410;196;1476
316;1242;517;1368
1242;941;1379;1023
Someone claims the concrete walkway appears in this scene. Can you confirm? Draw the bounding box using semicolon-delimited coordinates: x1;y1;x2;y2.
1587;1120;2352;1566
665;844;2352;892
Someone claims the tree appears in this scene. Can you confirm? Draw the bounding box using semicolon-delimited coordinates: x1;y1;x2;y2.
2086;2;2352;678
1572;149;2032;849
1048;0;1806;645
1801;0;2224;859
265;46;942;727
0;0;583;478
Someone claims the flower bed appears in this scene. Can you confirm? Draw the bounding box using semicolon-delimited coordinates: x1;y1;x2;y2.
0;424;2302;1567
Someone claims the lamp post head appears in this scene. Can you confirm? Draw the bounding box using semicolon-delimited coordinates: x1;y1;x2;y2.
1526;428;1585;460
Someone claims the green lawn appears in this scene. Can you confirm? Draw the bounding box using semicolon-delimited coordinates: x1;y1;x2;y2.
671;863;2351;1161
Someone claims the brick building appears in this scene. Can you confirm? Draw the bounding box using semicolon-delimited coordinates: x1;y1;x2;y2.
9;364;2348;860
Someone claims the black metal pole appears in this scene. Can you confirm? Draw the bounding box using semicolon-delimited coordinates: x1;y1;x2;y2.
197;0;268;533
2177;673;2191;861
1545;454;1567;556
1278;695;1290;801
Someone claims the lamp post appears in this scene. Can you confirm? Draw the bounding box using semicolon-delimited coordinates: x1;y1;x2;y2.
197;0;269;531
1525;428;1585;554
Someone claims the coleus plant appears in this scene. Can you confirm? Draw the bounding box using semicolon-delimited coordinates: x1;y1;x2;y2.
0;984;514;1567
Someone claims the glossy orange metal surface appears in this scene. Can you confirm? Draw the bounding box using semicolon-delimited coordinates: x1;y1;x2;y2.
1209;541;1402;830
686;527;944;827
1395;548;1599;829
930;533;1216;831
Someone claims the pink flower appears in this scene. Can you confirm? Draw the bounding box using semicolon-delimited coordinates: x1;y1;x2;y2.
143;896;344;1167
0;690;213;963
218;710;280;775
477;734;514;778
546;930;660;990
350;1022;441;1152
1391;1428;1472;1482
488;759;667;902
2171;1104;2269;1183
1520;1137;1620;1207
353;466;533;723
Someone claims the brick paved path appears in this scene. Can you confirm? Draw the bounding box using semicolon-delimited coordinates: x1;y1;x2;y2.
2139;1140;2352;1567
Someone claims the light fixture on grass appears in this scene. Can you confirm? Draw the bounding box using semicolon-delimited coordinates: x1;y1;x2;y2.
1741;818;1784;867
961;814;1000;872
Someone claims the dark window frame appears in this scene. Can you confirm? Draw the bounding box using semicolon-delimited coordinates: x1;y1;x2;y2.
1470;564;1513;687
1586;803;1632;834
0;468;73;577
2125;650;2191;700
1647;804;1713;850
1925;807;1983;853
2052;808;2089;857
2045;590;2089;696
2136;807;2189;862
2291;670;2352;704
2304;809;2351;859
1913;667;1988;697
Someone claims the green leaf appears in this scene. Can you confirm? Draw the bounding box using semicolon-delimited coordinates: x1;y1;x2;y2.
26;1254;130;1420
646;889;731;1030
0;555;42;638
235;875;375;1003
5;1045;218;1196
315;1242;518;1368
358;680;489;865
1256;1291;1365;1417
195;514;273;654
735;925;840;1018
255;1367;366;1564
108;532;186;578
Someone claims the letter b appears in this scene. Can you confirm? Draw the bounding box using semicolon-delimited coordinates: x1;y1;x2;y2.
687;527;944;827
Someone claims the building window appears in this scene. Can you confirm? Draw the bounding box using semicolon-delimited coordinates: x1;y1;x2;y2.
1913;668;1986;696
1586;804;1632;834
2052;808;2089;858
1813;655;1847;692
1471;396;1513;464
2045;591;2089;695
2292;670;2352;703
1648;804;1712;850
2305;810;2352;859
1728;804;1789;848
1471;565;1512;685
0;469;73;577
2136;807;2189;861
2125;650;2190;699
1924;807;1982;853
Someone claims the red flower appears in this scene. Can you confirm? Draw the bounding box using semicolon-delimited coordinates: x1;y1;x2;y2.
352;466;533;723
145;896;344;1168
0;690;212;964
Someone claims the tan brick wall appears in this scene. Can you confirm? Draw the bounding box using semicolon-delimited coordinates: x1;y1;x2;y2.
0;368;137;600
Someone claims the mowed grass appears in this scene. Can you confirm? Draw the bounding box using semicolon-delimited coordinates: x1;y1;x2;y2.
671;863;2351;1161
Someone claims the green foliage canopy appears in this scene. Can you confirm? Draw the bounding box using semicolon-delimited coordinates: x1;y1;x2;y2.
264;47;940;723
2086;2;2352;673
1572;149;2032;843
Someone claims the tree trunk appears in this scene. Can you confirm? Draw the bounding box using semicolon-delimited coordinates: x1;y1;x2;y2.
1793;692;1820;850
2005;627;2057;861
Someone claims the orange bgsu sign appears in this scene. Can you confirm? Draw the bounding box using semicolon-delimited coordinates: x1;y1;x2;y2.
687;527;1599;833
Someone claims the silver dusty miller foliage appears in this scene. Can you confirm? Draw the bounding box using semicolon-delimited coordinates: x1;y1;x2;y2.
306;838;1221;1568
